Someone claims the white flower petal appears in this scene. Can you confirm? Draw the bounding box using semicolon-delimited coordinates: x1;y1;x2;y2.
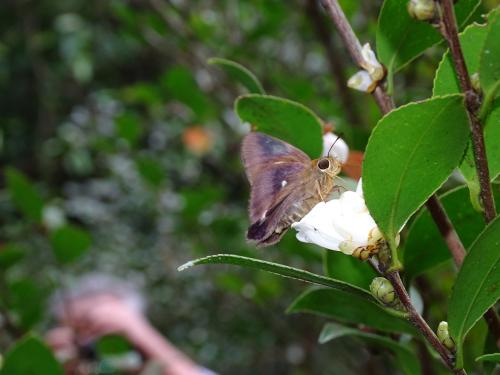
347;70;376;93
360;43;385;81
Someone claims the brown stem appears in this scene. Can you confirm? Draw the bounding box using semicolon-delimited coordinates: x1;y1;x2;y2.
386;271;466;375
438;0;497;223
426;195;465;266
305;0;363;127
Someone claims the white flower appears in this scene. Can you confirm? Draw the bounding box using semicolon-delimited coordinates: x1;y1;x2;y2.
360;43;384;81
291;180;383;258
347;43;385;93
347;71;376;93
322;132;349;164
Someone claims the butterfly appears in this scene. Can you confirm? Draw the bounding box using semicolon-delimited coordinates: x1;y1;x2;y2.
241;132;342;247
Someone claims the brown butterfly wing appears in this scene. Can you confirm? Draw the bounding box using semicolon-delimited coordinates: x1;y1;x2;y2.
241;132;311;244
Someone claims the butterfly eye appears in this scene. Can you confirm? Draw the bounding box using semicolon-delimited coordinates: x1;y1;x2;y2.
317;158;330;170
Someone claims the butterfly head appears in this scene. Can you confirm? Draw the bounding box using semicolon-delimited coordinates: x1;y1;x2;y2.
315;156;341;178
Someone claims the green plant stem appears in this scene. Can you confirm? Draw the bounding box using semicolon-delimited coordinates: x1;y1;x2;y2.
386;271;467;375
438;0;497;223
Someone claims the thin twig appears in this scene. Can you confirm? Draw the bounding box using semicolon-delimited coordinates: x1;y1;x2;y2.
386;271;466;375
426;195;465;266
438;0;497;223
305;0;363;126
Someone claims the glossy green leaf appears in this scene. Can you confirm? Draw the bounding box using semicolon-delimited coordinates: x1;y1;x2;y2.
403;186;500;279
0;336;64;375
476;353;500;363
480;11;500;102
320;322;420;375
50;225;92;263
235;94;323;158
208;57;265;94
433;23;488;96
323;250;377;290
377;0;479;75
449;215;500;367
0;243;25;270
288;288;415;335
178;254;370;299
5;168;45;222
363;95;469;246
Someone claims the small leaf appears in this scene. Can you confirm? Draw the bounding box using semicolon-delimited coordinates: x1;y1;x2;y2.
178;254;370;299
235;94;323;158
323;250;377;290
0;335;64;375
377;0;479;75
433;22;488;96
320;322;420;375
115;112;142;146
0;243;25;270
448;215;500;367
50;225;92;263
403;186;500;279
8;279;44;329
208;57;265;94
136;155;165;187
162;65;209;118
5;168;45;222
363;95;469;245
288;288;416;335
480;11;500;102
96;335;132;356
476;353;500;363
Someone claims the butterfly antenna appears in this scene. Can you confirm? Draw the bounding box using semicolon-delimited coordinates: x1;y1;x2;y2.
327;133;343;158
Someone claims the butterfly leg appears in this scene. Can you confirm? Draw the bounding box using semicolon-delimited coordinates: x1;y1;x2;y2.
315;181;325;202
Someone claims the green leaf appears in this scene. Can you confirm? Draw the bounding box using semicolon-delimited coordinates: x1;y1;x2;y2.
235;94;323;158
178;254;370;299
50;225;92;263
0;335;64;375
433;23;488;96
136;155;165;187
363;95;469;246
480;10;500;103
319;322;420;375
476;353;500;363
96;335;132;356
116;112;142;146
8;279;44;329
288;288;416;335
162;65;209;117
403;186;500;279
459;100;500;207
208;57;265;94
377;0;479;75
449;215;500;367
5;168;45;222
0;243;25;270
323;251;377;290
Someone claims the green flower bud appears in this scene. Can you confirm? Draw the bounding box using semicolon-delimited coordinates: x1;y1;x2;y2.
437;321;456;351
407;0;436;21
470;72;481;93
370;277;398;307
